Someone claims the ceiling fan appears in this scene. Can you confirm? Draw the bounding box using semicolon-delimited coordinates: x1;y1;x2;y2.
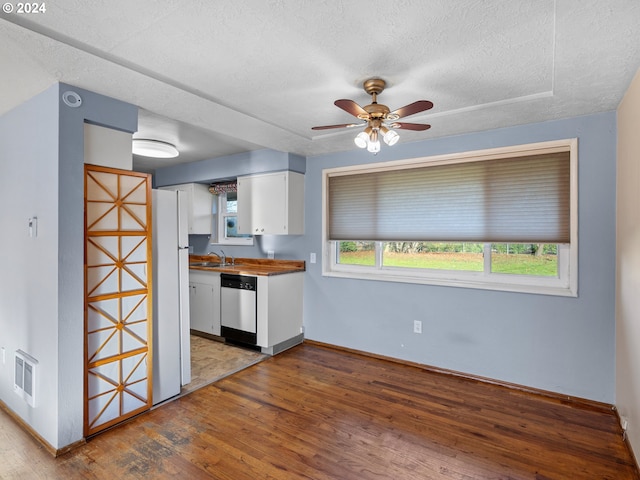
312;78;433;153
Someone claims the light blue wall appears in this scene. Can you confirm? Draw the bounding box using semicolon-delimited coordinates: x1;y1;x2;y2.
56;83;137;448
187;233;303;262
154;149;305;187
0;84;60;448
0;83;138;450
298;112;617;403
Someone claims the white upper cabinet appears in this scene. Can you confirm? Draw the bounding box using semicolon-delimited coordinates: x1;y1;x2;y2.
237;171;304;235
159;183;213;234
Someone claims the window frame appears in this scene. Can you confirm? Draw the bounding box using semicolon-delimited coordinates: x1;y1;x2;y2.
322;139;578;297
211;191;254;246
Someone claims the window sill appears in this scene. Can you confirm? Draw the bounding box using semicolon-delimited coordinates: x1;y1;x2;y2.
210;240;254;246
322;267;577;297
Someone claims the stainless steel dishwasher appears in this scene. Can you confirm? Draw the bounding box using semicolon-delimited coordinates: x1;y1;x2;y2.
220;274;257;346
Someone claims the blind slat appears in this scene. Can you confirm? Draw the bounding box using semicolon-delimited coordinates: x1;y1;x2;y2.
328;152;570;243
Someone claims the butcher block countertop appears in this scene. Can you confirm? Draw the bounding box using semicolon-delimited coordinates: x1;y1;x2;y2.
189;254;305;276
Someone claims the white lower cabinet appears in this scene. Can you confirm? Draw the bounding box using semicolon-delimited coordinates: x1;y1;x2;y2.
189;268;304;353
189;271;221;335
256;272;304;351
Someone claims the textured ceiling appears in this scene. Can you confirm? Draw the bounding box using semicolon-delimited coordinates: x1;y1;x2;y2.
1;1;639;171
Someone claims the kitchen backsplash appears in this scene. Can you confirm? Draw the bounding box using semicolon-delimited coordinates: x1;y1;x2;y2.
188;234;297;260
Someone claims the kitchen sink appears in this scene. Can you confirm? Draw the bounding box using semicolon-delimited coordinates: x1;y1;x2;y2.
190;262;242;268
190;262;221;267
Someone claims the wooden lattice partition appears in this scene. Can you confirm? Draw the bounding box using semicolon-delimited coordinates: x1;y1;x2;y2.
84;165;153;436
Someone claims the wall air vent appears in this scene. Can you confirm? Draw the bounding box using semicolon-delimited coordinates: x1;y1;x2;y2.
14;350;37;407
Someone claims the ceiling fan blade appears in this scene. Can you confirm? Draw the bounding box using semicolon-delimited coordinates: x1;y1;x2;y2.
390;100;434;118
311;123;360;130
334;99;368;118
394;122;431;131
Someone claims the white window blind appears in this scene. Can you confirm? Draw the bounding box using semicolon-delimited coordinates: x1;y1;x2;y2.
328;152;570;243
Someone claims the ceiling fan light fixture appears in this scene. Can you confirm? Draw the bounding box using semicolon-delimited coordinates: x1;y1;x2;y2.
313;77;433;154
367;130;380;153
132;139;179;158
354;131;369;148
382;128;400;146
367;140;381;153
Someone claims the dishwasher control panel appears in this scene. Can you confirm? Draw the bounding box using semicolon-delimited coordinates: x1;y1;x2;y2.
221;274;257;291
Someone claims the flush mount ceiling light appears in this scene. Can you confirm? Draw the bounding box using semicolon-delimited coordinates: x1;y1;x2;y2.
132;139;179;158
312;78;433;153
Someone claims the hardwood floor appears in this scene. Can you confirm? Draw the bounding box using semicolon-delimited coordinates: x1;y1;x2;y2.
1;343;638;479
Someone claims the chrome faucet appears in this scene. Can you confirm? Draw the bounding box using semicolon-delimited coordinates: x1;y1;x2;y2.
207;249;224;264
206;249;233;265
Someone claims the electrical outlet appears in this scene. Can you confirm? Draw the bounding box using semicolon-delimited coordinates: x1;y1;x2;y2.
310;253;317;264
413;320;422;334
267;250;275;259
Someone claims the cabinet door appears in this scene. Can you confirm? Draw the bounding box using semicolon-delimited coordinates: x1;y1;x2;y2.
238;173;287;234
189;282;215;334
159;184;212;235
190;184;214;234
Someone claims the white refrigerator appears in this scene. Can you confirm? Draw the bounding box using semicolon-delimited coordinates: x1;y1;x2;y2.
152;189;191;405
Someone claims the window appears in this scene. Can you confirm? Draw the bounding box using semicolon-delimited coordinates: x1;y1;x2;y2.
323;139;578;296
211;188;253;246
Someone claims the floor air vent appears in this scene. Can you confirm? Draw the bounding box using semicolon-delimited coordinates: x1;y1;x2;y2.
14;350;37;407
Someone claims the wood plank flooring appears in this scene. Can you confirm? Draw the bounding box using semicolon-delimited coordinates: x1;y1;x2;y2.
1;343;638;479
